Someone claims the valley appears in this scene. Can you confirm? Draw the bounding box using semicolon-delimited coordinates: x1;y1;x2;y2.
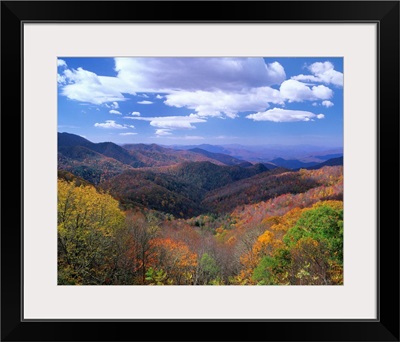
58;132;343;286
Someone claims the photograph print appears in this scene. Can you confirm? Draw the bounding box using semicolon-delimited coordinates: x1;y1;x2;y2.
57;57;343;286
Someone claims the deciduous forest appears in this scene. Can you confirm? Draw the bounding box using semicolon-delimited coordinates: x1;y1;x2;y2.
58;133;343;285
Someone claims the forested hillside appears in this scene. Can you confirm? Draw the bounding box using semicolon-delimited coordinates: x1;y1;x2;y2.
58;133;343;285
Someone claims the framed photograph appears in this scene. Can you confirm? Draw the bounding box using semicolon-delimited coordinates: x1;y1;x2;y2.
1;1;399;341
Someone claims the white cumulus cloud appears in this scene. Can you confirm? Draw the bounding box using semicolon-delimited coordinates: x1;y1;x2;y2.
133;115;206;130
280;79;333;102
265;62;286;85
109;109;122;115
155;129;173;136
58;58;290;117
59;58;340;126
58;74;67;84
58;59;67;67
58;67;134;104
246;108;325;122
322;100;334;108
114;57;286;93
164;87;283;118
119;132;137;136
94;120;127;129
292;61;343;87
105;101;119;109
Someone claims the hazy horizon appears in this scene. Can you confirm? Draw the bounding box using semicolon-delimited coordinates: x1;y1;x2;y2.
59;131;343;150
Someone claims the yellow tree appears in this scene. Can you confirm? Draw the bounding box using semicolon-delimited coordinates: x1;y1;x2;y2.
236;208;303;284
58;179;126;284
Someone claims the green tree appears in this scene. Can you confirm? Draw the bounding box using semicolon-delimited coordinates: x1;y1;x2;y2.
252;248;291;285
145;267;173;285
197;253;220;285
250;201;343;285
283;201;343;285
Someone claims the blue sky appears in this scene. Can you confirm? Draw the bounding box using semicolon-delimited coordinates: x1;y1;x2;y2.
58;57;343;147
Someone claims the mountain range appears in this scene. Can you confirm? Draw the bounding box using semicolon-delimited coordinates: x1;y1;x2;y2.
168;143;343;163
58;132;343;217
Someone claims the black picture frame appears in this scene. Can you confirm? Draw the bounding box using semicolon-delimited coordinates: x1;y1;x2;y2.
1;1;399;341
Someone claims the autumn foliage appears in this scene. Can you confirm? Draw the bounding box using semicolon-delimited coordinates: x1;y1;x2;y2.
58;165;344;285
58;179;129;284
237;201;343;285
